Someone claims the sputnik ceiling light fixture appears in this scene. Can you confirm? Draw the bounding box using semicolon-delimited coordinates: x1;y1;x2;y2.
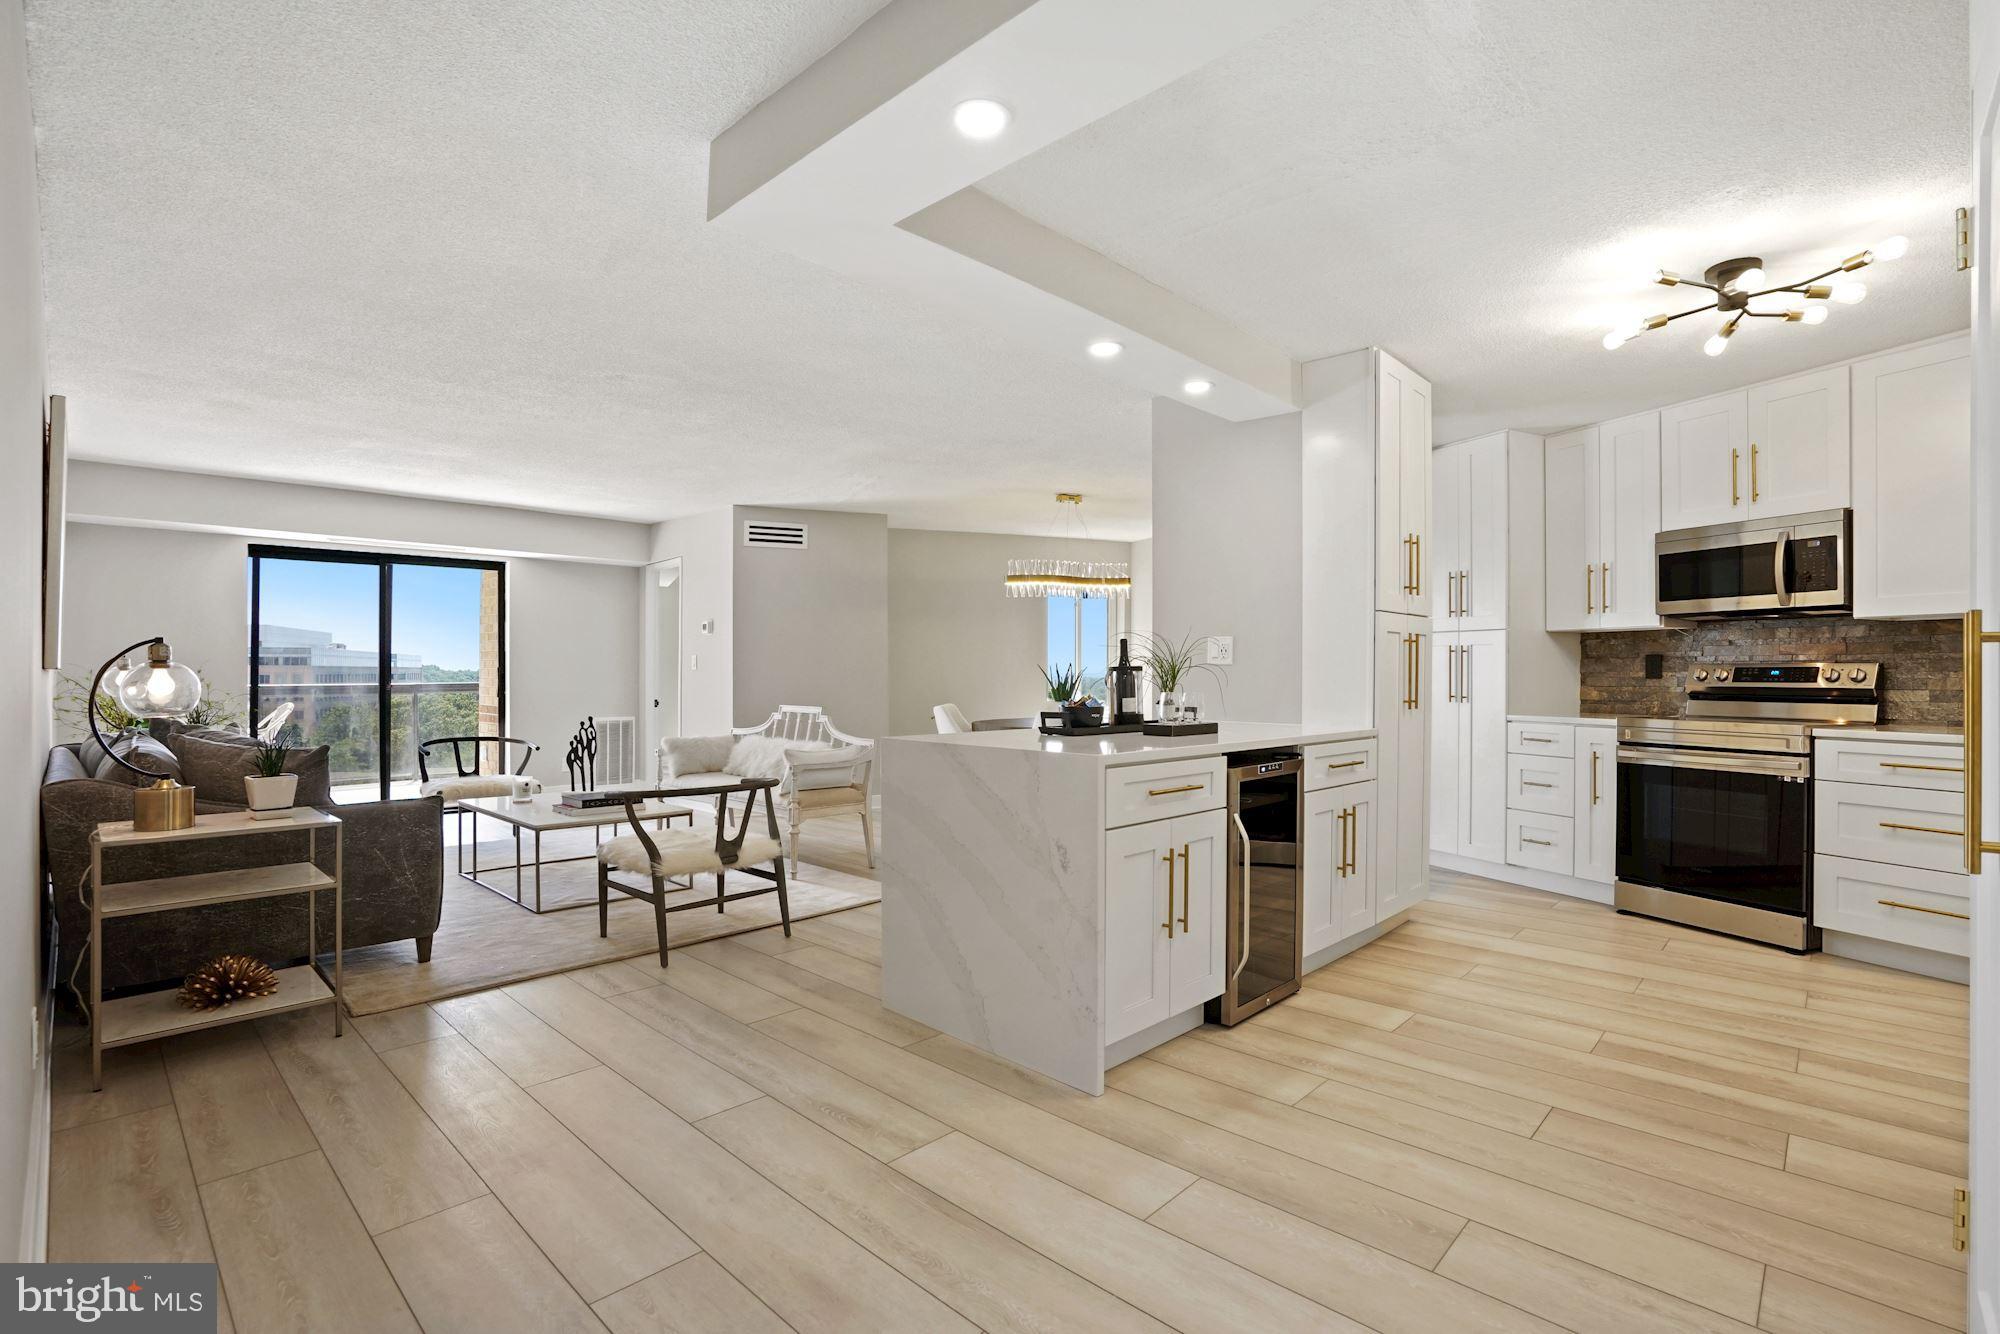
1601;235;1906;356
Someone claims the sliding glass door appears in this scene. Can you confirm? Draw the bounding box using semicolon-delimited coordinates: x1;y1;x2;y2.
250;548;505;802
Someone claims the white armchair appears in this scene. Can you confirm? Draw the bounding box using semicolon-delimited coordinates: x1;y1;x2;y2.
658;706;875;875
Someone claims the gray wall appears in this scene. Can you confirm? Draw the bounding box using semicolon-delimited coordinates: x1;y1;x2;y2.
1;0;48;1259
649;510;735;736
733;507;888;741
1152;397;1304;724
886;529;1136;738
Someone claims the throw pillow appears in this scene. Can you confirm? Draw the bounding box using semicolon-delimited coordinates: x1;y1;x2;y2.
726;735;800;781
664;734;735;778
167;732;333;808
787;742;865;791
90;734;183;787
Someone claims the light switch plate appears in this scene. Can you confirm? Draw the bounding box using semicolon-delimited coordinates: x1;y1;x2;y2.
1206;636;1234;665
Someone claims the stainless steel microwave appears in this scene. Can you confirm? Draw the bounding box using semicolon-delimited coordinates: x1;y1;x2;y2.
1654;509;1851;619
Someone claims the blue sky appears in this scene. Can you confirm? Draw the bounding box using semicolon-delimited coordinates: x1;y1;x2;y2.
257;558;487;670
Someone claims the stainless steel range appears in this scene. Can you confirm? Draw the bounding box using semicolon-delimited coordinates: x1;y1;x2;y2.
1616;661;1881;952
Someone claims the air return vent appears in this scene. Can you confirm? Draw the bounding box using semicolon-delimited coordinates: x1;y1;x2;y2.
743;520;808;549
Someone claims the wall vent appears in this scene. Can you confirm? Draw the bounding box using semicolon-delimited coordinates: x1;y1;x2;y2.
595;716;638;784
743;520;808;549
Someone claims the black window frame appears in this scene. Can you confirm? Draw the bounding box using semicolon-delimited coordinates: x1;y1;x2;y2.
249;545;508;802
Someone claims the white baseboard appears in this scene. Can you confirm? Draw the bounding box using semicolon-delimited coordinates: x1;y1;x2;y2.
1431;851;1614;904
1823;929;1969;984
18;999;51;1263
1303;910;1413;975
1104;1006;1205;1070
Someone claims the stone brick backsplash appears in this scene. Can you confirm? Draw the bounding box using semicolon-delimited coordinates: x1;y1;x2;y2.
1578;617;1964;725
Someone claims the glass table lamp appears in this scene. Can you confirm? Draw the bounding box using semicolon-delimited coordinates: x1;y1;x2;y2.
89;637;204;831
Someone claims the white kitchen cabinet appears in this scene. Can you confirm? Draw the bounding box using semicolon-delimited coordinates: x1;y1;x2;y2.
1433;433;1507;629
1304;777;1375;956
1574;727;1616;884
1852;338;1971;618
1745;365;1849;516
1374;612;1429;922
1376;354;1433;616
1660;391;1748;530
1102;807;1227;1045
1431;629;1506;864
1544;414;1660;632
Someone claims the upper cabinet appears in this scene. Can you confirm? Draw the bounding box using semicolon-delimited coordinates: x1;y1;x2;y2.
1545;413;1660;632
1746;366;1850;516
1432;433;1507;629
1852;338;1971;618
1375;353;1433;616
1660;369;1850;531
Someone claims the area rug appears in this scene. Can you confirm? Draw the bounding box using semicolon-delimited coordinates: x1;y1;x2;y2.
337;826;880;1014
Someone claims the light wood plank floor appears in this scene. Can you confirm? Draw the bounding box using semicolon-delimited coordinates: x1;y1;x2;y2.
49;861;1968;1333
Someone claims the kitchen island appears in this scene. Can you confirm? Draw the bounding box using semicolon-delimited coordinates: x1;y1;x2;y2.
879;723;1409;1094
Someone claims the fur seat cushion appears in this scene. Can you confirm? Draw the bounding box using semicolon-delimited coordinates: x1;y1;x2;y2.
419;776;516;801
663;735;735;778
598;829;784;878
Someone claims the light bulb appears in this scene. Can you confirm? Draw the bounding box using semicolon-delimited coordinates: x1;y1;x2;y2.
951;99;1010;140
1086;340;1122;359
1733;267;1768;292
144;668;176;704
1182;378;1213;396
1703;323;1735;356
1831;281;1867;305
1602;330;1627;350
1800;304;1829;325
1876;234;1909;260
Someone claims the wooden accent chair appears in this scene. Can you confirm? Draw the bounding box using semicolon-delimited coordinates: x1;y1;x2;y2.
596;778;790;966
417;735;539;873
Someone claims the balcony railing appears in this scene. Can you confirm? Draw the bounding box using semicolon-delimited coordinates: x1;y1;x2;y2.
257;678;494;801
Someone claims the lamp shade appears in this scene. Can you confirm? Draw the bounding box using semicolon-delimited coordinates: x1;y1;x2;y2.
114;641;203;719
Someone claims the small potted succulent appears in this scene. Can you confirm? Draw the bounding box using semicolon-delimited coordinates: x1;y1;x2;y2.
244;738;299;820
1039;663;1103;730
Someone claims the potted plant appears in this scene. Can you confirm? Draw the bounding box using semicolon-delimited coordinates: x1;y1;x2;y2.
1039;663;1103;729
244;739;298;820
1136;631;1229;722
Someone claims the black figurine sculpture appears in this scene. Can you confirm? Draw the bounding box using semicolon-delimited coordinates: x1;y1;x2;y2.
565;717;600;791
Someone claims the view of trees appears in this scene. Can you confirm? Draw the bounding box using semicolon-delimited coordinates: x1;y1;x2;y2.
272;666;485;781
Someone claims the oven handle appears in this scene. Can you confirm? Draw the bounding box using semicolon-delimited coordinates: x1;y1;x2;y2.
1617;746;1809;778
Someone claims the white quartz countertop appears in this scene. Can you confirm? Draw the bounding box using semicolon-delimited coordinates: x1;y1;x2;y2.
1811;723;1964;742
1507;715;1614;728
884;723;1374;767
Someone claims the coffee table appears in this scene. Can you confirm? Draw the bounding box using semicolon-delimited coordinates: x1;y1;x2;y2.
458;786;696;914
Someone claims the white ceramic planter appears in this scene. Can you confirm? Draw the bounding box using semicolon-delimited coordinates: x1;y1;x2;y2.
244;773;299;821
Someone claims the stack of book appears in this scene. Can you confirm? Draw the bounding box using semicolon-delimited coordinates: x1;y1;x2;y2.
553;791;637;815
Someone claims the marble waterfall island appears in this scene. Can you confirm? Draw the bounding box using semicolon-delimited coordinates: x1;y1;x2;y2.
879;724;1376;1094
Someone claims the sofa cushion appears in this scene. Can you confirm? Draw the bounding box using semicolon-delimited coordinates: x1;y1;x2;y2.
90;734;183;787
168;732;333;807
663;734;734;778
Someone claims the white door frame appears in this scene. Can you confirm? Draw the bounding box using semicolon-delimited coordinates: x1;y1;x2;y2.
1969;3;1998;1324
640;558;683;765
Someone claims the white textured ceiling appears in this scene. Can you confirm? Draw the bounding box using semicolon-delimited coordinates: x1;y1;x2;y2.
23;0;1154;538
985;0;1973;442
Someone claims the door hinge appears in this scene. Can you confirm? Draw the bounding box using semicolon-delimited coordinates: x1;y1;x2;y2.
1954;1187;1969;1252
1957;207;1974;273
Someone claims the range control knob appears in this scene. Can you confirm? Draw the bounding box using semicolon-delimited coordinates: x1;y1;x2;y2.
1822;667;1841;683
1849;667;1869;682
1693;670;1709;682
1713;668;1729;681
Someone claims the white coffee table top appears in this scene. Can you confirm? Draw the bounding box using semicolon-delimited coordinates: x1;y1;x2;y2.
459;785;704;831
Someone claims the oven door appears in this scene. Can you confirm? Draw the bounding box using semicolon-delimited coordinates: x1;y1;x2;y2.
1654;527;1789;617
1615;746;1811;916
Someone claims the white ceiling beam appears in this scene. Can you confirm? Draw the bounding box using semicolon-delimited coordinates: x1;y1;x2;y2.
708;0;1321;420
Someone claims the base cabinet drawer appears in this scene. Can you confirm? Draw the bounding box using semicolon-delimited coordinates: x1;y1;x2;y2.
1815;738;1965;793
1814;853;1969;957
1304;781;1376;956
1507;723;1574;758
1813;781;1966;873
1304;738;1377;791
1506;754;1573;816
1506;811;1575;875
1105;757;1225;830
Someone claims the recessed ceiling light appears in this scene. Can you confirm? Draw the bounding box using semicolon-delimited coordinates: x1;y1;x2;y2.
952;99;1010;140
1087;340;1123;359
1182;378;1213;396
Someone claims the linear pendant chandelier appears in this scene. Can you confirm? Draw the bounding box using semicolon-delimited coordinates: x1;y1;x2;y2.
1004;493;1131;598
1600;234;1907;356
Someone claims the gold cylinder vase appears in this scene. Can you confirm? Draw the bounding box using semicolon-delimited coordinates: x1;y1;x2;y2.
132;777;196;832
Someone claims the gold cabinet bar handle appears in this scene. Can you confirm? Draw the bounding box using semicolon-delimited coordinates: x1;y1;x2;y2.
1521;736;1555;744
1591;751;1601;806
1404;535;1415;595
1751;442;1759;503
1326;759;1365;770
1878;821;1962;838
1336;808;1349;878
1413;633;1421;707
1604;561;1612;612
1731;447;1740;506
1346;805;1357;875
1404;634;1416;710
1461;567;1470;615
1877;899;1970;921
1412;534;1421;596
1446;644;1457;703
1880;762;1964;773
1177;845;1191;930
1965;610;2000;873
1161;849;1175;937
1147;782;1204;797
1585;562;1594;615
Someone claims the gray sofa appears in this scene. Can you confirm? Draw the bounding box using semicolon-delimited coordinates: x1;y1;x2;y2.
41;740;444;1006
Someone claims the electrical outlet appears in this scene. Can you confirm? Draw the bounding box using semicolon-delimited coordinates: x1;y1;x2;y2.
1206;636;1234;665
